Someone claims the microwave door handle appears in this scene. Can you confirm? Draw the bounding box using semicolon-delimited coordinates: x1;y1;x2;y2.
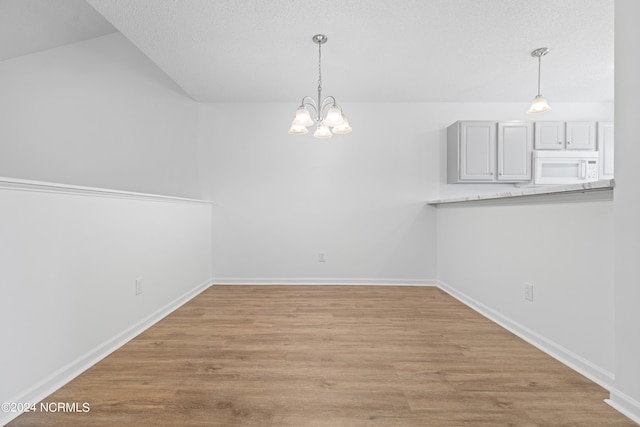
579;160;587;179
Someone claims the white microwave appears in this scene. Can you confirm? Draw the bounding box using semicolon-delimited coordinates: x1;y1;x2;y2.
533;151;599;185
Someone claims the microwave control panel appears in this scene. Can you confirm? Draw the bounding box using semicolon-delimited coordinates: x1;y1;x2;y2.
587;160;598;179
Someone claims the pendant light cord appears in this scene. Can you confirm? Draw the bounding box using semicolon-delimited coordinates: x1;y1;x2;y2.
537;55;542;96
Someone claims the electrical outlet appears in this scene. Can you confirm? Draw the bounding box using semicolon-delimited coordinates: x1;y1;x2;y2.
524;282;534;302
318;252;326;263
135;278;143;295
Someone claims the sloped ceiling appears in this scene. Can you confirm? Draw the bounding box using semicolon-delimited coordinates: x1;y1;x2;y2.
3;0;614;103
0;0;116;61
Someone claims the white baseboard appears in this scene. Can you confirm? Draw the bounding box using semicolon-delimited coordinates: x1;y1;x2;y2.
436;280;615;391
606;389;640;425
1;279;213;427
211;277;438;286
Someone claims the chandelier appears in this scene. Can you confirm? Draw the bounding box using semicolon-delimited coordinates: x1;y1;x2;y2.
288;34;352;138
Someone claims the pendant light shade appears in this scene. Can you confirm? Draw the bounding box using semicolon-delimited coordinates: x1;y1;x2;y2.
528;95;551;114
289;34;351;139
527;47;551;114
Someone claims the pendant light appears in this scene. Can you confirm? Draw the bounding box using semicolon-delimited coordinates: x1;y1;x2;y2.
288;34;352;138
527;47;552;114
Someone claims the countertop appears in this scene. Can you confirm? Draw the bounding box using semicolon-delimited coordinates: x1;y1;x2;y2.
427;179;615;205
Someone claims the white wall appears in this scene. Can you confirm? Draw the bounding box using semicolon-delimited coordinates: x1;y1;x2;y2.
0;33;213;426
437;196;615;387
0;33;200;199
196;102;437;284
0;180;212;426
195;102;610;285
610;0;640;422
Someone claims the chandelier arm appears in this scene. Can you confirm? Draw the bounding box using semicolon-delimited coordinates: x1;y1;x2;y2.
319;96;338;117
301;96;319;120
301;96;318;109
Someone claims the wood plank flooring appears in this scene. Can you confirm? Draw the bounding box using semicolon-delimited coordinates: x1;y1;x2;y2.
8;285;636;426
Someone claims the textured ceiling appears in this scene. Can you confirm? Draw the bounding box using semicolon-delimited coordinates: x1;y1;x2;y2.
0;0;116;61
3;0;614;103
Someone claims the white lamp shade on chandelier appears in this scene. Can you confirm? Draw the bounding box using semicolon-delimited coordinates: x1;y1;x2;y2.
288;34;352;139
527;47;552;114
313;124;333;139
294;106;314;127
331;117;352;134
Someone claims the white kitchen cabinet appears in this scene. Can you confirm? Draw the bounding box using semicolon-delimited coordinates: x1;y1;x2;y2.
534;121;596;150
598;122;614;179
447;121;531;183
497;122;532;181
448;121;495;183
566;121;596;150
534;121;564;150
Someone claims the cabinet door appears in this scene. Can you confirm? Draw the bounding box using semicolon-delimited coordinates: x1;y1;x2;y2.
566;121;595;150
497;122;532;181
598;122;614;179
459;122;496;181
534;121;564;149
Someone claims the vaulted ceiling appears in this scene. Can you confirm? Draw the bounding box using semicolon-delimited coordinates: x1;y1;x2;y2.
1;0;614;103
0;0;116;61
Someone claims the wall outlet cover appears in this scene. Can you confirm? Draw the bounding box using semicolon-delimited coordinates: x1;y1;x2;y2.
524;283;534;302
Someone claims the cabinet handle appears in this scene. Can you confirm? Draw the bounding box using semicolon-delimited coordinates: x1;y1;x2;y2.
558;141;562;144
499;172;502;176
567;140;571;144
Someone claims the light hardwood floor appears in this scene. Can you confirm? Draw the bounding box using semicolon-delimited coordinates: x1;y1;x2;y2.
8;285;636;426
